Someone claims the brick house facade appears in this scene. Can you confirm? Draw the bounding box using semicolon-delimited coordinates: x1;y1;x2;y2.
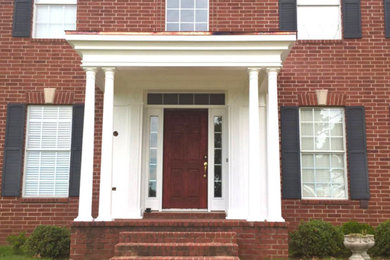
0;0;390;259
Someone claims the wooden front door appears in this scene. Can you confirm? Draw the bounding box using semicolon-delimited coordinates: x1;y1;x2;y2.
163;109;208;209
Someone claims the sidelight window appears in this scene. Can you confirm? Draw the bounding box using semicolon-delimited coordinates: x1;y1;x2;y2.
213;116;223;198
148;116;159;197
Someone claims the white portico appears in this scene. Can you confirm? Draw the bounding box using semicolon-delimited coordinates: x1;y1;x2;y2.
66;32;295;222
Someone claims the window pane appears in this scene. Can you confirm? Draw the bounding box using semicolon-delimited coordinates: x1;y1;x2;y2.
181;23;195;31
297;5;341;40
36;6;49;22
167;0;180;8
24;106;72;197
196;0;208;8
330;123;343;136
301;137;314;150
181;0;194;8
148;116;159;198
302;154;314;168
315;154;329;168
181;10;194;22
167;0;208;31
315;136;330;150
35;4;77;38
167;10;179;22
303;184;316;197
300;109;312;121
300;108;346;199
301;123;313;136
302;169;314;182
331;137;344;150
167;23;180;31
196;10;207;22
195;23;207;31
331;154;344;168
214;116;223;198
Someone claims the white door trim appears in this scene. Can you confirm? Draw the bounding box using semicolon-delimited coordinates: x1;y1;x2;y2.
142;105;228;212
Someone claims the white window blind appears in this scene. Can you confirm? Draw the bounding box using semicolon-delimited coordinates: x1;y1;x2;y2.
297;0;341;40
24;106;73;197
34;0;77;39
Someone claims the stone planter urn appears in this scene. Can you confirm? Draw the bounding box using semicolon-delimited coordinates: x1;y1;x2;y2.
344;234;375;260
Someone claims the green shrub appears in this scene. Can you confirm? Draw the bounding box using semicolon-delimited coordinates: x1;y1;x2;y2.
370;220;390;257
6;232;27;254
341;221;375;235
24;225;70;258
289;220;345;258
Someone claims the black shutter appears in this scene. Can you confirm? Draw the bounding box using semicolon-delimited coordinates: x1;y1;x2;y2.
279;0;297;31
281;107;301;199
68;104;84;197
12;0;33;37
2;104;26;197
342;0;362;38
345;107;370;200
385;0;390;38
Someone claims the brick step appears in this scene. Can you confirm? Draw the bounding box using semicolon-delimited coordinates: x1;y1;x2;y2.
111;257;240;260
143;212;226;219
119;232;237;244
114;242;239;257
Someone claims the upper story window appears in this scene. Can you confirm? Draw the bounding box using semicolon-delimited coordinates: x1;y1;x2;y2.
299;108;347;199
297;0;341;40
24;106;73;197
166;0;209;31
33;0;77;39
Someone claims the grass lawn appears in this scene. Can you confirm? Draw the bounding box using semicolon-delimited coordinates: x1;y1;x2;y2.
0;246;53;260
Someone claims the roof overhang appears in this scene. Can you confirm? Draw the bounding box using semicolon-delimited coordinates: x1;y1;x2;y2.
65;32;296;68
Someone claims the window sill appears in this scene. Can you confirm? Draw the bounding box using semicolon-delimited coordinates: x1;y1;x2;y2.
20;197;70;204
301;199;354;205
31;38;68;44
297;39;344;45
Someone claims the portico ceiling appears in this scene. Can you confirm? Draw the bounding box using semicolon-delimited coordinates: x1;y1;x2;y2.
65;32;296;68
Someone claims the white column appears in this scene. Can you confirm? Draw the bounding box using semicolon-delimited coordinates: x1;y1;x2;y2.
266;68;285;222
74;67;97;222
96;67;115;221
247;68;267;221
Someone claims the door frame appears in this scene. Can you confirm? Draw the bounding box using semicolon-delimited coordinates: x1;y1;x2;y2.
142;105;228;212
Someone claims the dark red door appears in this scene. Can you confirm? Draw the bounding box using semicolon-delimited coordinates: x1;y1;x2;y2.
163;109;208;209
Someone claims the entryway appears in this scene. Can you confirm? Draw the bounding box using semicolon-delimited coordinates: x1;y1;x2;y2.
163;109;208;209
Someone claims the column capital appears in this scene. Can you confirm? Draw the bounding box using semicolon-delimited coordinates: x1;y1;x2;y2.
83;66;98;72
248;67;261;73
266;67;280;74
102;67;116;73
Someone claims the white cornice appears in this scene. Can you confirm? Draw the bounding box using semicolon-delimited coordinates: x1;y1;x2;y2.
65;33;296;68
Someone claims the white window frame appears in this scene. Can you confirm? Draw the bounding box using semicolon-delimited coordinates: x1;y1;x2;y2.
299;107;348;200
33;0;77;39
142;97;228;212
23;105;73;198
165;0;209;32
297;0;342;40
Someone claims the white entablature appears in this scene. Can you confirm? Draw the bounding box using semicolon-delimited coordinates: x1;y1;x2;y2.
66;32;295;68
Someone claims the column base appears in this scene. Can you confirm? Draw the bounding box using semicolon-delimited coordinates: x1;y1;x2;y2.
74;216;94;222
95;216;113;222
266;216;285;222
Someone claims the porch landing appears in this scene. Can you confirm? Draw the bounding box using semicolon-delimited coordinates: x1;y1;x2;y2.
70;214;288;260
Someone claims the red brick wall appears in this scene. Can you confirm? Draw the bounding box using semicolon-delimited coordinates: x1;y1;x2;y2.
279;0;390;230
0;0;389;249
0;0;103;243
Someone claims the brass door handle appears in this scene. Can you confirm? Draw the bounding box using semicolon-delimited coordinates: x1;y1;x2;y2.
203;162;208;178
